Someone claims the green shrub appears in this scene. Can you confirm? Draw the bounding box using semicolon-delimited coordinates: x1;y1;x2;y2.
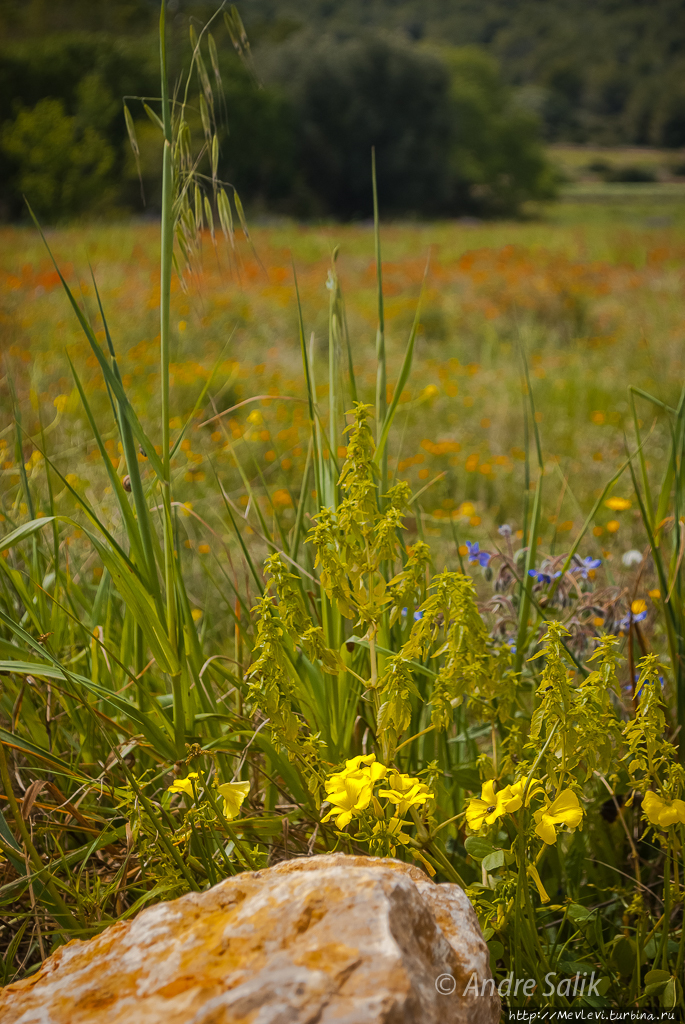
261;33;555;218
444;46;558;215
1;98;116;219
260;32;454;218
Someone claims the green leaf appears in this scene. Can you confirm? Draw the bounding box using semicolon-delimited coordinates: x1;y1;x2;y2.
482;849;505;872
464;836;496;860
566;902;596;923
0;516;56;554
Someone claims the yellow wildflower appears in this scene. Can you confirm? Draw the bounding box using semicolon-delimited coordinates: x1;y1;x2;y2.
216;780;251;820
322;754;387;829
534;790;584;844
326;753;387;786
465;779;524;831
643;791;685;828
322;774;376;828
605;497;631;511
378;772;433;818
168;772;200;798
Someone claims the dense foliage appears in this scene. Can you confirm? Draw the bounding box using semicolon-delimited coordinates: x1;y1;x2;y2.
245;0;685;148
3;0;685;150
0;5;555;220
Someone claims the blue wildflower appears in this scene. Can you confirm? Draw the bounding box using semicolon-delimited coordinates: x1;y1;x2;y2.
528;569;561;585
619;609;647;632
466;541;491;567
572;556;602;579
413;609;424;621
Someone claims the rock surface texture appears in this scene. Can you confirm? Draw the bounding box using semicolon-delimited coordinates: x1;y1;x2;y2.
0;853;499;1024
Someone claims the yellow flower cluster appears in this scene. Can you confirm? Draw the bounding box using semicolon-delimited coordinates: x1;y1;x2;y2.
466;779;584;845
321;754;432;830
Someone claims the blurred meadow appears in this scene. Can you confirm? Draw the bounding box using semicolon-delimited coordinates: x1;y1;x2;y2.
3;199;685;563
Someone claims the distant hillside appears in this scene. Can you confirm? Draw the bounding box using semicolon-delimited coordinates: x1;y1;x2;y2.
244;0;685;147
1;0;684;146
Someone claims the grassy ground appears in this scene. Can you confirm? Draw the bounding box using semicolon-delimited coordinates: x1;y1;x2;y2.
2;196;684;555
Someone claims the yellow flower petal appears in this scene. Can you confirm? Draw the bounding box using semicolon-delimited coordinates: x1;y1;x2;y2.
527;863;550;903
216;780;250;820
547;789;584;829
168;772;199;797
534;811;559;845
534;790;584;844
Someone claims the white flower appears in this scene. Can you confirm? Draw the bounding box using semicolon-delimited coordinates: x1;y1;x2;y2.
622;549;642;567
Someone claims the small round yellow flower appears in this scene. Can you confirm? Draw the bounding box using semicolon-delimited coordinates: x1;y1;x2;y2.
322;755;388;829
605;497;631;511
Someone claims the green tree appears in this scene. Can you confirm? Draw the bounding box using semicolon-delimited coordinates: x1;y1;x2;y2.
260;32;455;218
444;46;557;216
1;97;115;219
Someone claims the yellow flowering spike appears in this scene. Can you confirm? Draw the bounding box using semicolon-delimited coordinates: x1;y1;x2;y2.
216;780;251;821
534;790;584;845
378;772;433;818
167;772;200;798
643;791;685;828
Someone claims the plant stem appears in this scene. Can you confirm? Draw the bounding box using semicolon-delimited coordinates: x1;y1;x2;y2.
0;741;76;925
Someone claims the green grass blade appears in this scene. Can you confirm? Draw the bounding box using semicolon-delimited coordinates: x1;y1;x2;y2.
375;270;426;467
372;148;387;500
